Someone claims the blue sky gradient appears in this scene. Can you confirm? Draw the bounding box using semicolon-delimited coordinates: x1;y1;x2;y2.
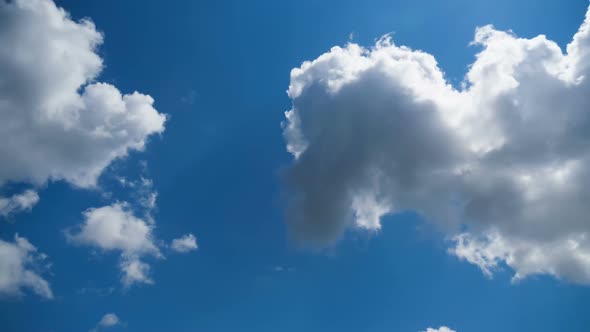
1;0;590;331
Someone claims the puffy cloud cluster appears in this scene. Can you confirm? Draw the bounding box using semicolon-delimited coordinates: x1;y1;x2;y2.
67;203;161;287
0;234;52;299
0;0;166;189
0;190;39;217
0;0;171;296
67;196;199;286
283;6;590;284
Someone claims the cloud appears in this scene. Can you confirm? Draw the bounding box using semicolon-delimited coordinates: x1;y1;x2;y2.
68;203;160;255
0;190;39;217
89;313;121;332
0;234;52;299
114;171;159;223
0;0;166;188
451;231;590;284
171;234;198;253
119;255;153;287
98;313;120;327
282;6;590;284
422;328;456;332
67;201;198;287
0;0;198;292
67;203;160;287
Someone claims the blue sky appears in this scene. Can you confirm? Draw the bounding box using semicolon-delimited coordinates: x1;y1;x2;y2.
2;0;590;331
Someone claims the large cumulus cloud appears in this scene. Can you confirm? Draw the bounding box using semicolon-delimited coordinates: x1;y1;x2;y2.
0;0;166;188
283;6;590;284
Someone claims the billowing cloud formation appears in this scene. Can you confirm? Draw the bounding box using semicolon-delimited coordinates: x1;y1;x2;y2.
283;6;590;284
67;203;161;287
0;235;52;299
0;0;166;188
171;234;198;253
0;190;39;217
422;328;456;332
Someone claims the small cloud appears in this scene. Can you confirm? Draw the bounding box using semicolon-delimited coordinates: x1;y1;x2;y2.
0;190;39;218
120;255;154;287
0;234;53;299
171;234;198;253
89;313;122;332
99;313;120;327
66;203;161;287
421;327;457;332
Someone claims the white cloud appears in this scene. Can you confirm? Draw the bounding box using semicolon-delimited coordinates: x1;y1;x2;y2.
171;234;198;253
0;190;39;217
120;255;153;287
67;203;160;287
0;0;197;292
422;328;456;332
67;174;199;286
452;232;590;284
0;0;166;188
68;203;160;255
114;173;159;222
0;234;52;299
98;313;120;327
89;313;121;332
283;5;590;284
135;177;158;224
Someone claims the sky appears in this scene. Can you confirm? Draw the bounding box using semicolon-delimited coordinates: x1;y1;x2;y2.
1;0;590;331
